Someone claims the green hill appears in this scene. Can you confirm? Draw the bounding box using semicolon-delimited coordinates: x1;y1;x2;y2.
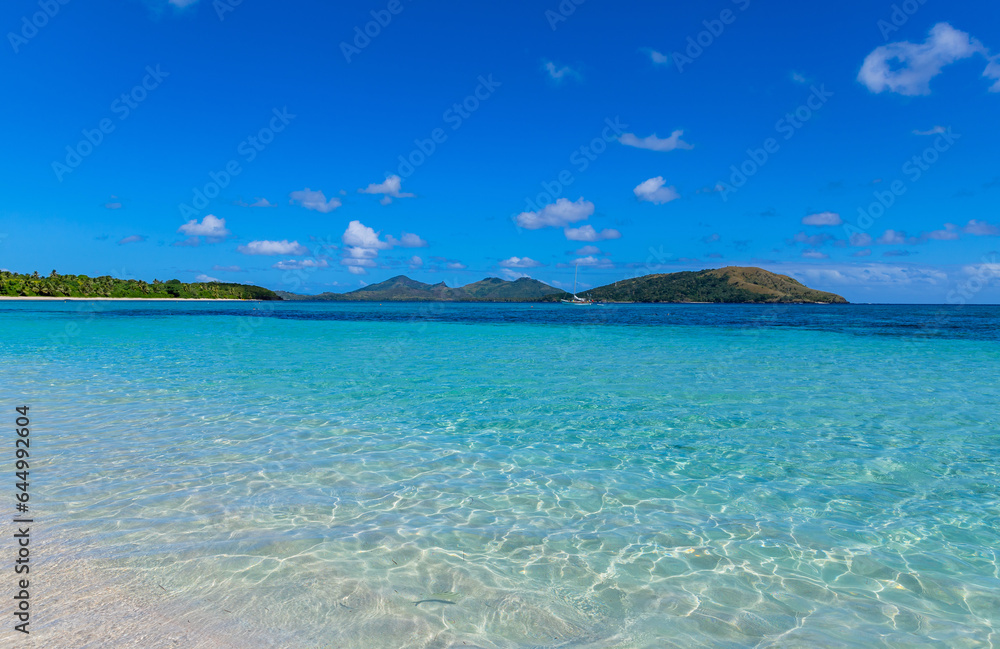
279;275;566;302
0;271;280;300
459;277;565;300
559;267;846;303
278;268;844;303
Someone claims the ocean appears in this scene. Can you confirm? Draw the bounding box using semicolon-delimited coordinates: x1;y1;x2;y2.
2;301;998;648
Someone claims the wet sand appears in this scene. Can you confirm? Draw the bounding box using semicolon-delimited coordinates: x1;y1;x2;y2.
25;539;291;649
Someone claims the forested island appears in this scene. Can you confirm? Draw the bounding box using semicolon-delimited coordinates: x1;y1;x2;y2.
279;267;848;303
1;267;845;303
0;271;280;300
557;267;848;304
276;276;562;302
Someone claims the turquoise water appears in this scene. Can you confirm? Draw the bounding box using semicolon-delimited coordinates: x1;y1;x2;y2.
3;302;999;647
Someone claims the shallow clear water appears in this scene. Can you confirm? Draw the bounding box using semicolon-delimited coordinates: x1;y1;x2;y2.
3;302;999;647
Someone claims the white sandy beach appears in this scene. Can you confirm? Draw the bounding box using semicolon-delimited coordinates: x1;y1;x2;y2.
0;297;253;301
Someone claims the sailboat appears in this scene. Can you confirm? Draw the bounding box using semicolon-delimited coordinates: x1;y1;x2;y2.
560;264;594;305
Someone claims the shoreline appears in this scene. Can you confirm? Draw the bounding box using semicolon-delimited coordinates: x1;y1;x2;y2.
0;296;254;301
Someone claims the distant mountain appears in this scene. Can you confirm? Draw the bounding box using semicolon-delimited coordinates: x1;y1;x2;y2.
276;267;846;304
277;276;566;302
344;276;458;301
459;277;565;300
552;267;847;303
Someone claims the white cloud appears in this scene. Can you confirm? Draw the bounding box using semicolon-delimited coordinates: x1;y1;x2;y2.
344;246;379;259
802;211;842;226
571;256;614;269
792;232;834;247
858;23;997;95
802;249;829;259
390;232;427;248
986;56;1000;92
564;225;621;242
212;265;243;272
446;262;467;270
499;256;543;269
852;249;872;257
964;219;1000;236
575;245;601;256
791;71;808;84
408;255;423;269
178;214;230;239
515;197;594;230
195;274;220;282
544;60;580;82
343;220;394;250
341;258;377;268
340;256;377;276
927;224;960;240
499;268;531;280
238;240;308;256
118;235;145;245
272;259;329;270
876;230;908;245
358;175;415;204
236;197;276;208
105;202;122;209
619;129;693;152
647;49;669;65
340;220;426;273
633;176;680;204
793;264;948;286
289;188;342;213
913;126;947;135
962;263;1000;276
850;232;873;247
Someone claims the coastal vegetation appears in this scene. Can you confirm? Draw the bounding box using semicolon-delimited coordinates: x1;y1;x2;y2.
0;271;280;300
1;266;845;303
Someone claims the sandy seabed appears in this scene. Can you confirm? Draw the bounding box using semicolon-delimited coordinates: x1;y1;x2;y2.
20;539;296;649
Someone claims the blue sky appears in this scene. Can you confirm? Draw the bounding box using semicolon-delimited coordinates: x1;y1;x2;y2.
1;0;999;302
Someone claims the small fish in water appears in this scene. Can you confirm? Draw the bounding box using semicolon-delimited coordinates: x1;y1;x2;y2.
412;592;460;607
